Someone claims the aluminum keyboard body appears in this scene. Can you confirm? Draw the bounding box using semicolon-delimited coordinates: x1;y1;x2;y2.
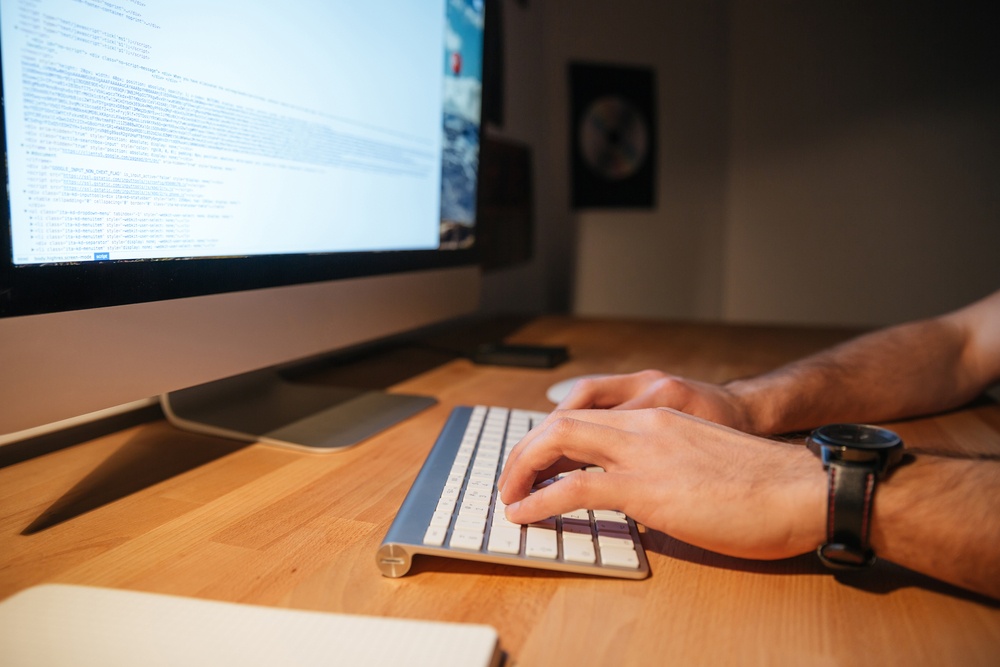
377;406;650;579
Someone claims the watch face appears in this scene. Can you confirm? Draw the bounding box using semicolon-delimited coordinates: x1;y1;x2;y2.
814;423;901;450
809;424;904;472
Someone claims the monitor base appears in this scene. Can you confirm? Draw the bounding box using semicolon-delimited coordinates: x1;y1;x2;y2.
162;368;435;452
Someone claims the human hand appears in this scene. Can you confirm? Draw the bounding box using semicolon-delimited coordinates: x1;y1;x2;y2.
497;408;826;561
557;370;758;433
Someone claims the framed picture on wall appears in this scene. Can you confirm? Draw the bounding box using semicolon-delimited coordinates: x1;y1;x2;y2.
569;62;656;209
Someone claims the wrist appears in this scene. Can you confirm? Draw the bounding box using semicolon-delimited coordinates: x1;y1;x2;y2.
751;444;827;559
724;379;783;435
786;447;829;556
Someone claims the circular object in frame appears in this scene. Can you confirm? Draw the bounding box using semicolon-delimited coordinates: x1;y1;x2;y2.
578;95;650;181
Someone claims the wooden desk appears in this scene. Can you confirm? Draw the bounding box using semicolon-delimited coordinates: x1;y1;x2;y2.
3;316;999;665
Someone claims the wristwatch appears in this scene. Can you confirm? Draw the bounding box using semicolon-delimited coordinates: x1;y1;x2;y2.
807;423;904;569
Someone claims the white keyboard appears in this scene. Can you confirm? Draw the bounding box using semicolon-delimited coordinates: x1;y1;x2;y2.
377;406;650;579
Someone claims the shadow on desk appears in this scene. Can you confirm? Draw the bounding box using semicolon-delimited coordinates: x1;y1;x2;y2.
22;422;250;535
645;531;1000;608
0;404;165;470
400;528;998;609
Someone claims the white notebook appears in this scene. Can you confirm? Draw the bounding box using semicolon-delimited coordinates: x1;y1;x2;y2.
0;584;501;667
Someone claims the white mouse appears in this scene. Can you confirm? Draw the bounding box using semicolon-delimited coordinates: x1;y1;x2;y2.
545;374;612;404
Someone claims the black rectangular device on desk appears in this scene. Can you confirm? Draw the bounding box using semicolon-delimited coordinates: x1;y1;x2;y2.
472;344;569;368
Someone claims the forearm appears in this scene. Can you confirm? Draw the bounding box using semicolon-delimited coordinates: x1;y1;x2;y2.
871;455;1000;600
727;318;979;434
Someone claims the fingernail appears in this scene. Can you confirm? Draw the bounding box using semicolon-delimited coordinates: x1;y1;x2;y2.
504;501;519;519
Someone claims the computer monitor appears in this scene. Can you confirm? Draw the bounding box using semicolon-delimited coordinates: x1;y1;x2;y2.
0;1;486;449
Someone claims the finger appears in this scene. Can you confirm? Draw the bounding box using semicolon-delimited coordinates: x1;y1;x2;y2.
499;415;627;505
498;407;653;491
504;469;624;525
497;455;584;504
497;410;571;490
496;424;538;491
613;375;689;411
614;388;664;411
557;374;639;410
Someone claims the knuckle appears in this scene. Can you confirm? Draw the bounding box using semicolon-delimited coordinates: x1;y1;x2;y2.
571;377;600;395
547;415;578;439
651;376;691;401
635;369;666;383
558;471;589;495
650;375;681;392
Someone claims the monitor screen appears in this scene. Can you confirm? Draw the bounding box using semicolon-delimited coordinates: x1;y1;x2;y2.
0;0;485;444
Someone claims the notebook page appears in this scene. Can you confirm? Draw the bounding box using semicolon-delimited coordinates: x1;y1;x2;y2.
0;584;501;667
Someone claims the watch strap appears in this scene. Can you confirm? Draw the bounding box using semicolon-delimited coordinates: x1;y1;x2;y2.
817;462;877;569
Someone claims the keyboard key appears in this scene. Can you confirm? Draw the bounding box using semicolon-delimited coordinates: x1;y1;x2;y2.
469;469;495;482
435;497;456;514
464;487;492;503
491;510;519;528
487;526;522;554
429;510;452;528
597;534;634;550
562;536;597;564
466;478;493;491
525;526;558;559
450;529;484;551
460;499;489;516
596;519;630;535
600;545;640;569
423;525;447;547
455;516;486;533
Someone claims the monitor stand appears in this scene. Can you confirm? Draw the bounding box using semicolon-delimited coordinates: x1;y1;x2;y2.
161;368;435;452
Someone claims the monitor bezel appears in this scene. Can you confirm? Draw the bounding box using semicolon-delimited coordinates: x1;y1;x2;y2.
0;240;478;318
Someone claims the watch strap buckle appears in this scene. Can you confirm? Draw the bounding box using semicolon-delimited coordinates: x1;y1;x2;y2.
816;543;876;570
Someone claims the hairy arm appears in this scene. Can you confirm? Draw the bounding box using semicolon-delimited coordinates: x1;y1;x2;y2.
723;289;1000;433
558;290;1000;434
872;454;1000;598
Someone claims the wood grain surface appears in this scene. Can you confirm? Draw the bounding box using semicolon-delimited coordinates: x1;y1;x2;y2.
2;316;998;665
